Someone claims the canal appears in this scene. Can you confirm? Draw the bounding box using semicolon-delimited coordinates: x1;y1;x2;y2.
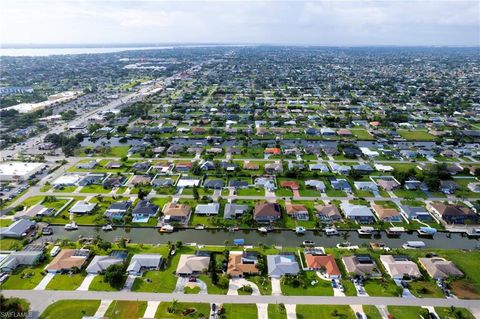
49;226;479;249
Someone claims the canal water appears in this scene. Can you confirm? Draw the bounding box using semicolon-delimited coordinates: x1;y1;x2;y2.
49;226;479;249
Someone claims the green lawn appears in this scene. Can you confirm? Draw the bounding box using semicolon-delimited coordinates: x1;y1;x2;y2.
363;305;382;319
281;272;334;296
435;307;475;319
0;264;47;290
54;186;78;193
40;300;100;319
46;273;86;290
268;304;287;319
248;275;272;295
76;146;130;158
198;274;228;295
221;304;258;319
89;274;120;291
409;280;445;298
352;128;374;140
397;130;435;141
79;184;111;194
184;286;201;294
341;279;357;296
275;188;293;197
155;302;210;319
0;218;12;227
104;300;147;319
0;238;24;250
364;279;401;297
387;306;424;319
296;305;355;319
237;188;265;196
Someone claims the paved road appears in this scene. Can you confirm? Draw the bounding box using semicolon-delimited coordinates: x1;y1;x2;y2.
3;290;480;319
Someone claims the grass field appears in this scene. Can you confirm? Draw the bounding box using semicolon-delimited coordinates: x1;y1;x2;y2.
89;274;121;291
397;130;436;141
155;302;210;319
364;279;401;297
40;300;100;319
46;273;86;290
435;307;475;319
221;304;258;319
296;305;355;319
104;300;147;319
281;272;334;296
0;264;47;290
79;184;111;194
387;306;423;319
363;305;382;319
409;280;444;298
268;304;287;319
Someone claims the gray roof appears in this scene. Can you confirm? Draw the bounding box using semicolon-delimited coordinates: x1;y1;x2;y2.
224;204;249;219
0;250;43;272
69;201;96;214
0;219;35;238
127;254;162;273
267;254;300;277
86;255;124;274
341;203;374;218
195;203;220;215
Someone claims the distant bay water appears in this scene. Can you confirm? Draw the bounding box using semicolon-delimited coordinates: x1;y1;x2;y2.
0;46;174;57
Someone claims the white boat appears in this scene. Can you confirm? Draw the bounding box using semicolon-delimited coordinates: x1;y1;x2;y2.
102;224;113;231
336;241;359;250
302;240;315;246
402;241;426;249
357;226;374;235
258;227;268;233
324;226;339;236
159;224;174;233
194;224;205;230
50;246;60;257
295;226;306;234
64;222;78;231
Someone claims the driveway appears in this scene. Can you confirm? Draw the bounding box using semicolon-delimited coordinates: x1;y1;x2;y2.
34;273;55;290
285;304;296;319
257;303;268;319
122;274;137;291
94;300;112;317
351;304;367;319
227;278;260;296
77;274;97;291
271;277;282;296
143;301;160;318
175;277;208;294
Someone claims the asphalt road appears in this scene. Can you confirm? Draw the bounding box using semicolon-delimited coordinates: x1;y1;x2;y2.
3;289;480;319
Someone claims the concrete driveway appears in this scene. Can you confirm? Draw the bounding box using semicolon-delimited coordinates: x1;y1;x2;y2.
227;278;260;295
34;273;55;290
271;277;282;295
77;274;97;291
175;277;208;294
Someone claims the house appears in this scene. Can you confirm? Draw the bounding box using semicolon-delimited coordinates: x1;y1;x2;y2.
255;177;276;191
52;174;81;187
78;173;106;186
330;178;352;192
309;164;329;173
162;202;191;224
243;162;259;170
305;180;326;192
353;164;374;174
341;203;376;224
404;180;428;191
76;160;97;170
176;162;193;172
304;253;341;279
127;254;163;276
227;251;260;277
320;128;336;136
224;203;249;219
132;200;159;220
265;148;281;155
354;182;379;193
176;254;210;275
69;201;96;214
377;179;401;191
267;254;300;277
195;203;220;216
315;205;342;222
330;163;351;175
229;180;249;189
105;161;122;169
254;203;281;222
86;251;127;274
102;175;127;188
342;255;381;278
151;177;175;188
167;145;183;155
380;255;421;279
200;161;215;171
128;175;151;187
372;205;402;222
439;181;459;195
305;128;319;135
45;249;90;273
219;162;237;171
418;257;463;280
427;203;478;225
131;162;150;173
374;164;394;172
360;147;379;157
177;177;200;188
21;204;54;218
399;206;433;221
0;250;43;272
203;179;225;189
265;163;283;174
337;129;353;137
285;202;309;220
151;162;174;175
104;201;132;220
0;219;36;238
280;181;299;190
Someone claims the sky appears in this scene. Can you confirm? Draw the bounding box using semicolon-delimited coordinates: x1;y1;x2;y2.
1;0;479;46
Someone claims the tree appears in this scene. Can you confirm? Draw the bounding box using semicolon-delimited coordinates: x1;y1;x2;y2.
192;185;199;201
0;295;30;318
104;264;126;289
